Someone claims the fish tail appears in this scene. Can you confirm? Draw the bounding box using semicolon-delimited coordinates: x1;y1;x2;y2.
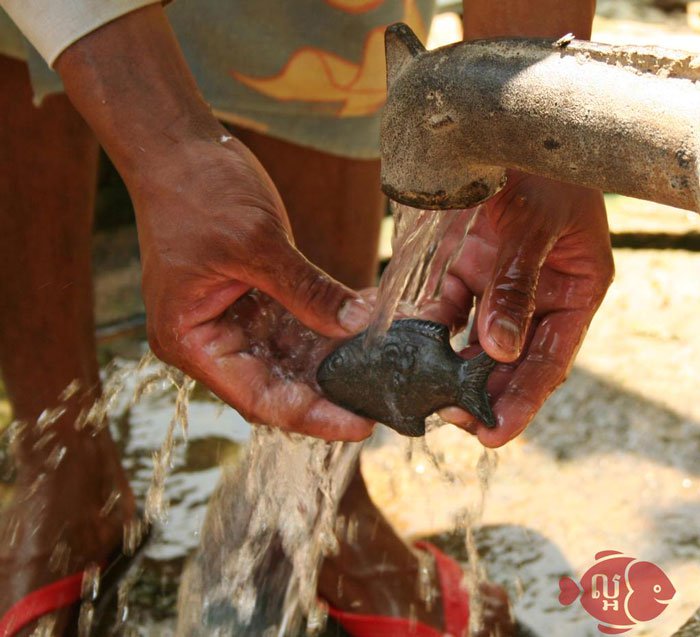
558;576;581;606
457;352;496;427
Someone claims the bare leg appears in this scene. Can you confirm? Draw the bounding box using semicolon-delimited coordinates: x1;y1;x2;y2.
0;56;134;633
233;129;383;290
233;128;443;627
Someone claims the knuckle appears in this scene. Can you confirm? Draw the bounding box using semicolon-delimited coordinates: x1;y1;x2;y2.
293;270;339;310
492;279;536;319
603;255;616;289
589;254;615;299
147;324;166;360
146;316;182;365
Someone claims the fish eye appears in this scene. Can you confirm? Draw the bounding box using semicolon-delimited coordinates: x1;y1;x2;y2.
382;343;401;363
653;584;662;593
326;352;344;372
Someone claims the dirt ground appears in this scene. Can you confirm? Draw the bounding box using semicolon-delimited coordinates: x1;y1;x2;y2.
1;2;700;636
362;245;700;636
365;10;700;631
85;204;700;637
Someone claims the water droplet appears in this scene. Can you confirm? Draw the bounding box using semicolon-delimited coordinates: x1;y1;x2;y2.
59;378;82;402
49;540;71;573
81;563;101;602
306;600;328;635
416;547;437;611
100;489;122;518
408;603;418;631
37;406;67;430
77;601;94;637
123;518;147;556
337;574;344;599
346;514;359;545
45;445;67;470
117;571;139;625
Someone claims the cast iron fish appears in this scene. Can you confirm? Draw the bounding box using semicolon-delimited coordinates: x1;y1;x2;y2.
317;318;496;437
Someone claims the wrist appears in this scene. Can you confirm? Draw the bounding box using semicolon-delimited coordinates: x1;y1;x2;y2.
55;4;228;182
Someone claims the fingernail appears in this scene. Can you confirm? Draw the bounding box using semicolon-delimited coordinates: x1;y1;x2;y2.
489;316;521;355
337;298;371;333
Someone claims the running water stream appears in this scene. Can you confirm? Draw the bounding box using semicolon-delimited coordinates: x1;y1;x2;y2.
171;201;495;636
2;202;498;637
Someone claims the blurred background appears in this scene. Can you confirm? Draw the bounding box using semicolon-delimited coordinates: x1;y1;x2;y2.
2;0;700;635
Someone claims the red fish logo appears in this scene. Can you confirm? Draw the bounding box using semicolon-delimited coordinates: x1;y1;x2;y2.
559;550;675;634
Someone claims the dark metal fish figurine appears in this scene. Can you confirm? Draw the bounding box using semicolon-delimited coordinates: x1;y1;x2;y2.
317;318;496;437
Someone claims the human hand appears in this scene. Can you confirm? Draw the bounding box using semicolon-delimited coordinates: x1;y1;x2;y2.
422;171;614;447
129;137;374;440
54;6;373;441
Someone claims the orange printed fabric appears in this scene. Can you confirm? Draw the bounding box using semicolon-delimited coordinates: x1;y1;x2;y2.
167;0;435;158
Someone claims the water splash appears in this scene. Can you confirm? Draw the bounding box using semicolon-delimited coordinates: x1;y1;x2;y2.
399;421;500;633
365;202;479;343
0;352;195;634
463;448;499;636
176;429;361;636
2;198;496;635
174;202;494;635
144;371;195;524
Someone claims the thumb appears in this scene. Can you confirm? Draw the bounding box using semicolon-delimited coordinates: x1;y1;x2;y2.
254;240;371;338
478;227;552;361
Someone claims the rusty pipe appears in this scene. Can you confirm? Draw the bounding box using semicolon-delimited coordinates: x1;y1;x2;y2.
381;23;700;212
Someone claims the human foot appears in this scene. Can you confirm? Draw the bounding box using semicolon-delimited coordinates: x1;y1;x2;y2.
472;582;515;637
0;409;135;636
318;468;515;636
318;468;444;629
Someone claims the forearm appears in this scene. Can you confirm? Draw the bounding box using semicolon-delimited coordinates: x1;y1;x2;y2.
54;4;226;182
462;0;595;40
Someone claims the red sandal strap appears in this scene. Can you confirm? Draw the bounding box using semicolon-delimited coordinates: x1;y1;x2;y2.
415;541;470;636
327;607;445;637
0;570;85;637
327;541;470;637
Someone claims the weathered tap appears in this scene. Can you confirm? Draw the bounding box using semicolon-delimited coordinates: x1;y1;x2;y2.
319;25;700;437
381;22;700;212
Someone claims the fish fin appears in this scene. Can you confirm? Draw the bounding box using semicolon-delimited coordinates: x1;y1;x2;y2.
558;577;581;606
595;550;623;560
386;416;426;437
385;23;425;90
597;625;632;635
457;352;497;427
393;319;450;343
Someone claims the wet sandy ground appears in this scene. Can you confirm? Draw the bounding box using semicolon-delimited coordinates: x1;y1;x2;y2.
362;247;700;636
92;200;700;637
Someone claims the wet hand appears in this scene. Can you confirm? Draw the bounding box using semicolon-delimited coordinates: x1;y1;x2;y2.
423;171;614;447
130;137;374;441
53;7;373;440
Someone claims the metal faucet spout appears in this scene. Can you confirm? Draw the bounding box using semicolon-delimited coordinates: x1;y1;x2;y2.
381;23;700;212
